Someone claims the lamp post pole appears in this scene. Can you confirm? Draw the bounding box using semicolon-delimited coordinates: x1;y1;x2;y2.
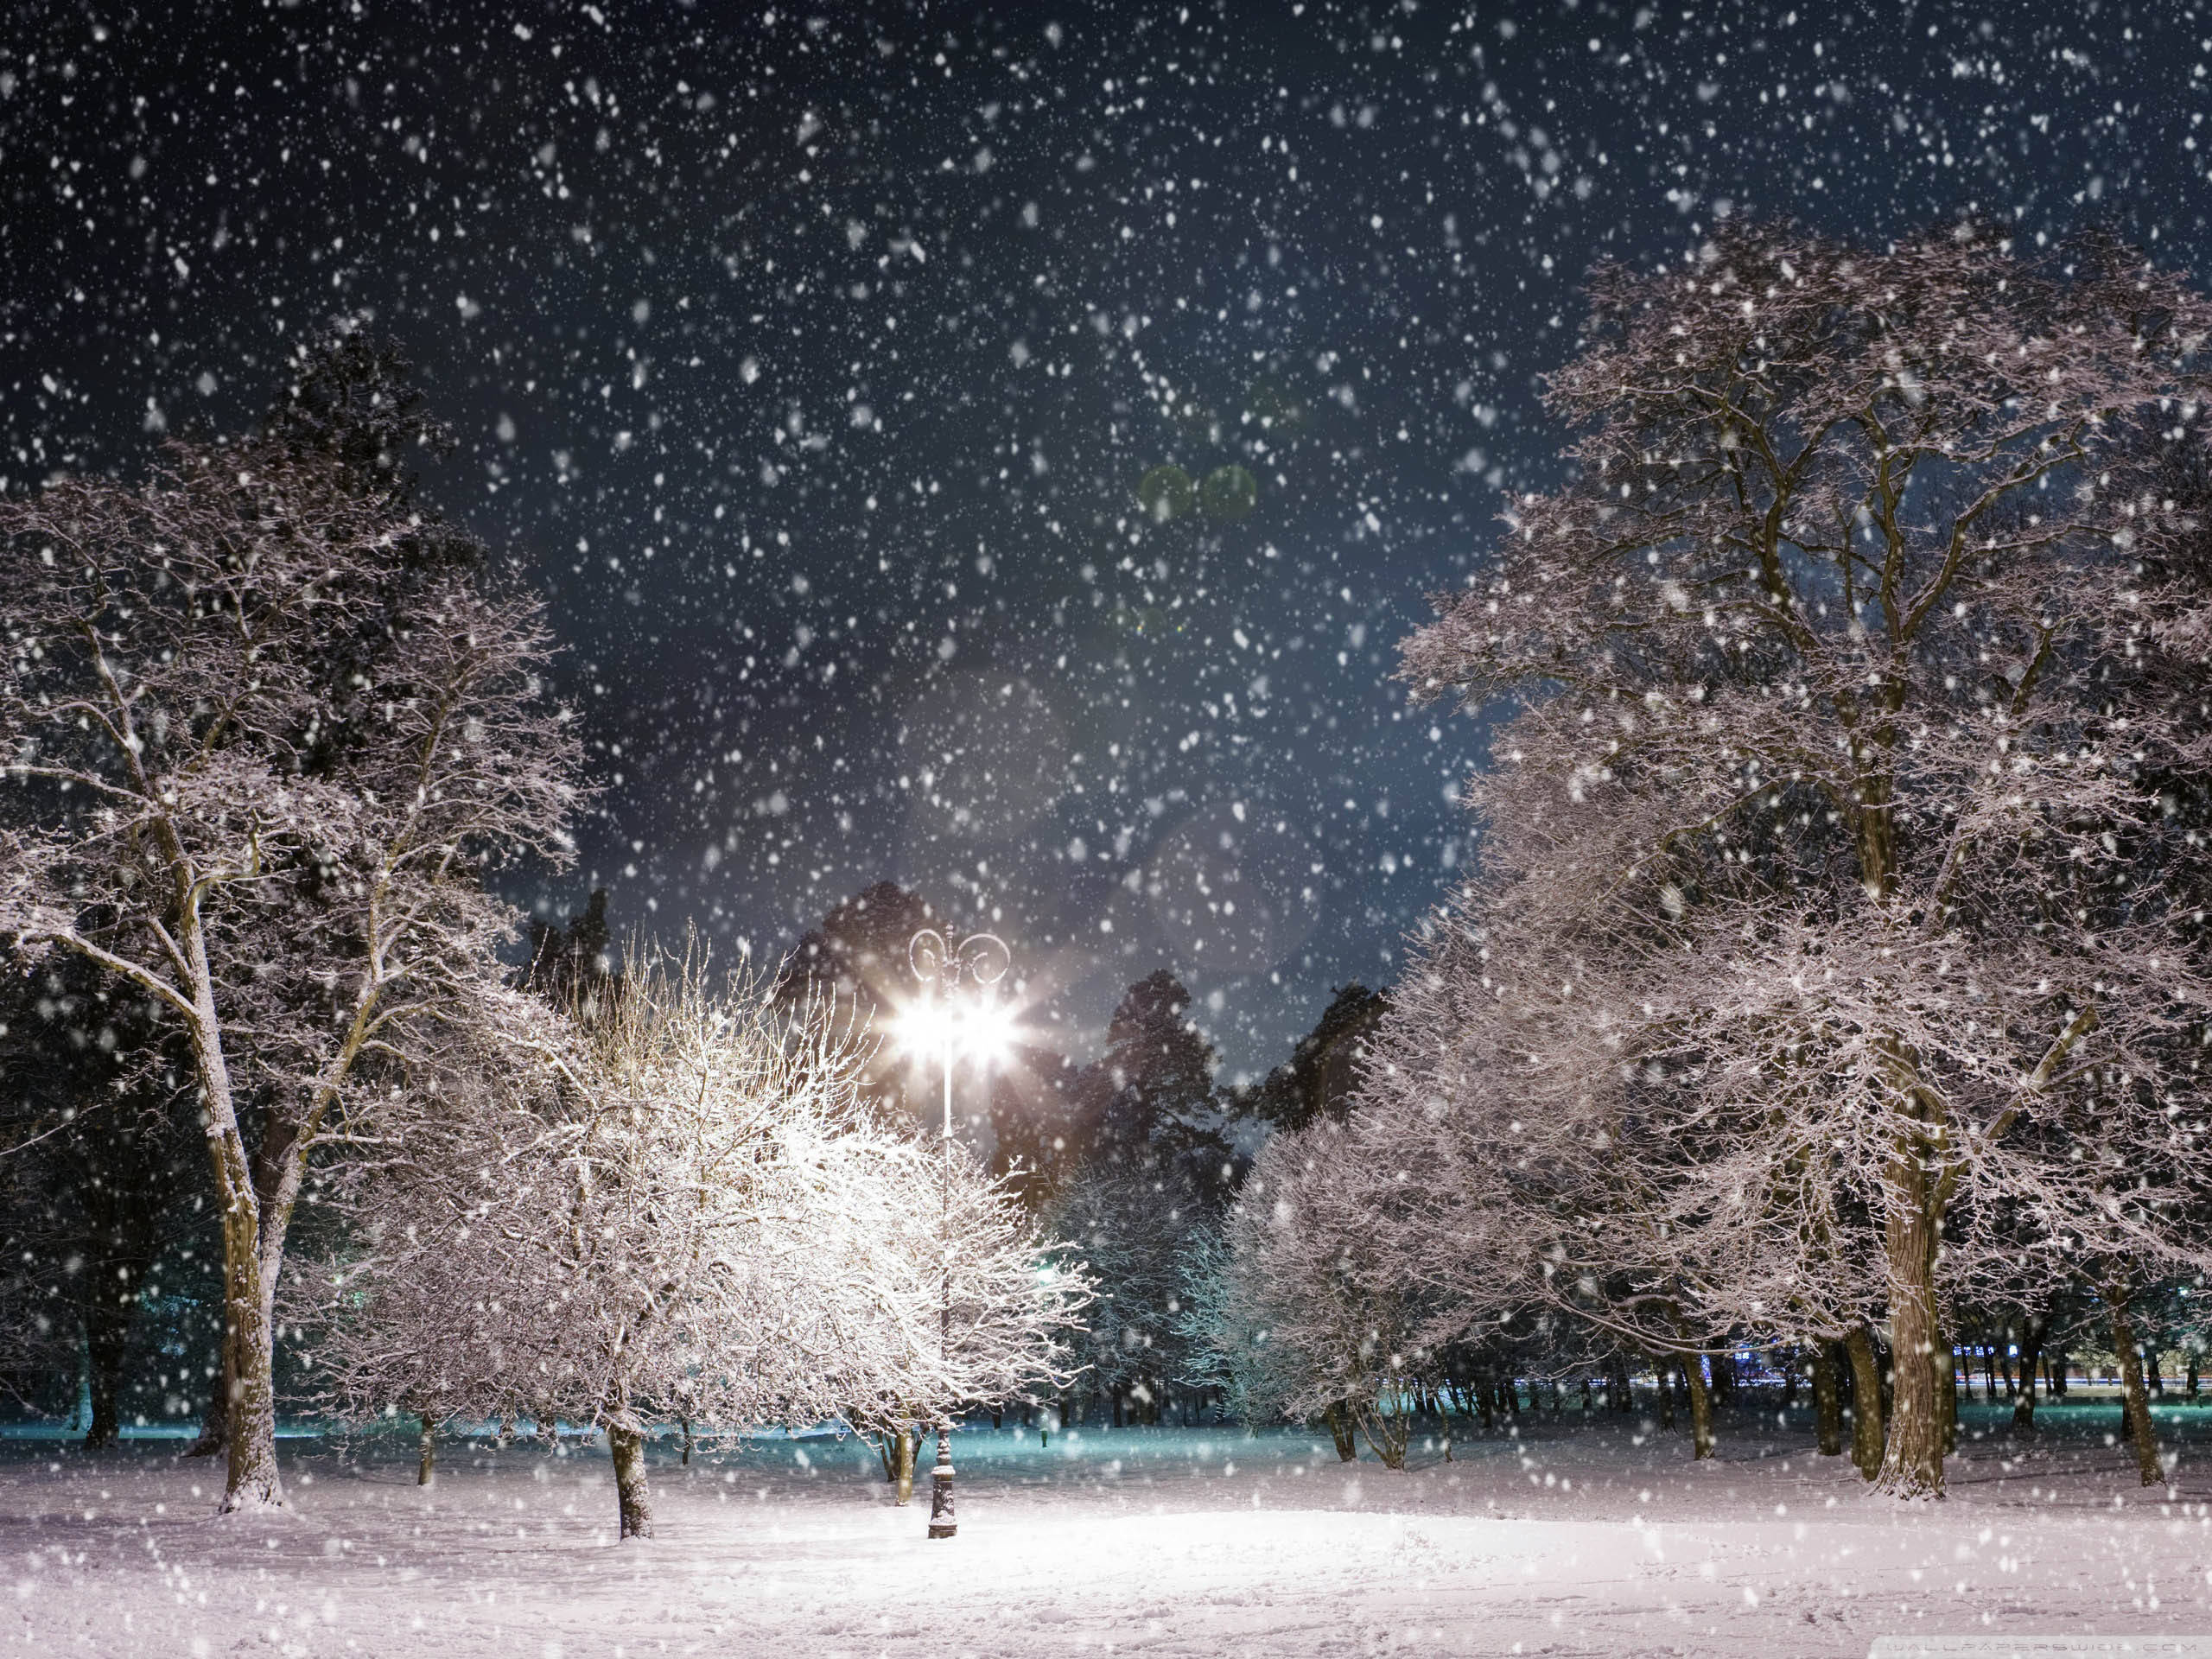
908;926;1008;1542
928;1011;957;1541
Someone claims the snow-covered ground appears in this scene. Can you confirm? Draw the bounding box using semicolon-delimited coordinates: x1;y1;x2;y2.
5;1401;2210;1656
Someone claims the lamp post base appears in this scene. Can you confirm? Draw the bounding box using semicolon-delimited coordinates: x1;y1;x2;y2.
926;1425;956;1538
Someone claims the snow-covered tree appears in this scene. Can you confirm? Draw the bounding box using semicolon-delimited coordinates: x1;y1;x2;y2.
1046;1158;1211;1425
297;946;1088;1540
1371;222;2212;1496
0;364;581;1511
1181;1122;1436;1465
1173;1226;1306;1435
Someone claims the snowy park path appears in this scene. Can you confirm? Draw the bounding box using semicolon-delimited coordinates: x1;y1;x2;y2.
3;1407;2210;1656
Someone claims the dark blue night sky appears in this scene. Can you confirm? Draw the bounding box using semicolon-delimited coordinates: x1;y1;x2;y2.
4;0;2206;1075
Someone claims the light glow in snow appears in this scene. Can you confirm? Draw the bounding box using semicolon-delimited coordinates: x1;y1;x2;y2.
891;989;1023;1072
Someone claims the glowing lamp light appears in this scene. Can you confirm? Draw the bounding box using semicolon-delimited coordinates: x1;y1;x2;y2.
960;995;1020;1065
896;993;1018;1068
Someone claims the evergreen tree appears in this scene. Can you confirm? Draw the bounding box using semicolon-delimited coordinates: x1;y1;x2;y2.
1072;969;1229;1190
1242;983;1388;1135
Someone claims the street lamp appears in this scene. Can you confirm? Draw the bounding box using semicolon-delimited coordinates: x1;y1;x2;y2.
904;925;1011;1541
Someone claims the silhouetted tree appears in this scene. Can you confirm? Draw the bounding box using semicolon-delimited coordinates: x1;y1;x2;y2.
523;889;613;1013
1242;984;1388;1135
1071;970;1228;1191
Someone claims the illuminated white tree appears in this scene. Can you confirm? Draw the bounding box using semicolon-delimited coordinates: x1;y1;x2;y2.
1179;1123;1436;1466
1371;221;2212;1496
0;432;579;1514
298;948;1087;1540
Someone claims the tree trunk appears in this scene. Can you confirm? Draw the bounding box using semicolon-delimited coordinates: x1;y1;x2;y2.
1684;1355;1715;1459
1656;1358;1675;1431
1874;1175;1945;1498
680;1414;692;1466
83;1298;130;1449
2013;1318;2045;1436
1326;1401;1357;1462
69;1333;91;1434
1937;1336;1959;1456
1356;1394;1408;1470
608;1424;652;1540
217;1192;283;1512
1844;1325;1885;1480
169;965;286;1514
1812;1342;1843;1456
417;1413;435;1487
2111;1289;2163;1488
1709;1351;1738;1408
894;1424;916;1504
